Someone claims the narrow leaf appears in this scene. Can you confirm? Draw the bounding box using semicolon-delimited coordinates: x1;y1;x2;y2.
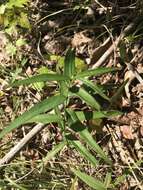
0;95;66;139
11;74;69;86
74;124;112;165
64;48;75;78
71;169;106;190
27;114;61;124
66;109;122;125
70;86;101;110
59;81;69;97
75;67;120;78
70;176;78;190
75;110;122;121
110;79;129;104
18;12;31;29
69;139;98;166
6;176;27;190
81;78;109;100
119;41;127;62
104;173;112;188
39;141;66;168
67;110;112;165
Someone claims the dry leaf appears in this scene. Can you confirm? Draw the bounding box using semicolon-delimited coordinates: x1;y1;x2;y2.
120;125;134;140
5;106;12;113
71;31;91;48
140;126;143;137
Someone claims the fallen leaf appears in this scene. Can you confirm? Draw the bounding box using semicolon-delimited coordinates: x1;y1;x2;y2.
71;31;91;48
140;126;143;137
120;125;134;140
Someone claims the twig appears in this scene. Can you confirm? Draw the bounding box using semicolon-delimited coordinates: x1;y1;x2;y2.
91;22;135;69
91;36;121;69
94;0;107;11
0;123;45;166
35;8;72;25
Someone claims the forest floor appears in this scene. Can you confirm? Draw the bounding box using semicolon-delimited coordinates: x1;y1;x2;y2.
0;0;143;189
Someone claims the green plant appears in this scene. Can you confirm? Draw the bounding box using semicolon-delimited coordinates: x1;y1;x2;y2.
0;0;30;61
0;48;125;189
0;0;30;30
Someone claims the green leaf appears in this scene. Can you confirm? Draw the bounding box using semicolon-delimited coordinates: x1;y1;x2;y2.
59;81;69;97
71;169;106;190
0;95;66;139
66;109;122;125
75;110;122;121
110;79;129;104
75;57;87;72
32;66;50;91
70;177;78;190
75;67;120;78
7;0;29;8
68;139;98;166
75;123;112;164
0;5;6;14
43;141;65;161
11;74;70;86
50;54;65;69
119;41;127;62
54;106;65;131
0;15;4;25
11;67;22;83
81;78;109;101
5;43;17;56
27;114;61;124
5;25;17;34
114;174;126;186
64;48;76;78
18;12;31;29
6;176;27;190
67;110;112;165
70;86;101;110
37;66;49;74
16;38;27;47
31;81;44;92
50;54;86;73
104;173;112;188
38;141;66;168
81;128;111;164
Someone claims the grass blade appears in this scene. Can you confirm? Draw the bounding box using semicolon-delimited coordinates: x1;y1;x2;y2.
110;79;129;104
38;141;66;168
71;169;106;190
74;123;112;165
0;95;66;139
11;74;69;86
104;173;112;188
67;110;112;165
68;138;98;166
6;176;27;190
70;86;101;110
75;67;120;78
64;48;76;78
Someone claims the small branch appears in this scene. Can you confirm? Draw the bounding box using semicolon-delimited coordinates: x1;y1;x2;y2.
0;123;45;166
91;22;135;69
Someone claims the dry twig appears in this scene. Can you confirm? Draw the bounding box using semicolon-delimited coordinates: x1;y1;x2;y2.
0;123;45;166
91;22;135;69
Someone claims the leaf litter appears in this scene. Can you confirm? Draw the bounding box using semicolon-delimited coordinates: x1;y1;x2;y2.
0;0;143;189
